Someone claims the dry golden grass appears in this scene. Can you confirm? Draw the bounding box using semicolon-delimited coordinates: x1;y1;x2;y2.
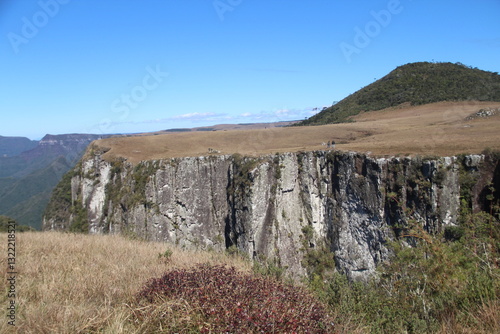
0;232;251;333
94;101;500;163
437;301;500;334
1;232;497;333
341;101;500;156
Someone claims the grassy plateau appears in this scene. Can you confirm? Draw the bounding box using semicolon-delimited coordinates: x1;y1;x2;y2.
94;101;500;164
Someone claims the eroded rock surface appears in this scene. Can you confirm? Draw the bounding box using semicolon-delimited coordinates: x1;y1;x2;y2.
44;150;489;280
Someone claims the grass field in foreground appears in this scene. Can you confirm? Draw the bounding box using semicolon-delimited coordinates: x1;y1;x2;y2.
0;232;251;333
1;232;498;333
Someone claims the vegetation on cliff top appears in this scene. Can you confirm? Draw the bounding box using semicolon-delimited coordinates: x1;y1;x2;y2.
299;62;500;126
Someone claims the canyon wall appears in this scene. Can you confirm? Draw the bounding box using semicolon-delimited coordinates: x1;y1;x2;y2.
43;149;491;280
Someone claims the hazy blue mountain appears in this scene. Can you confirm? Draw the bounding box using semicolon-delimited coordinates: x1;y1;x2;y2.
0;135;38;157
0;134;105;229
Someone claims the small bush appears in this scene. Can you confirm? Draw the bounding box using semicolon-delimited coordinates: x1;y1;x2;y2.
136;264;335;333
252;256;287;281
158;249;173;263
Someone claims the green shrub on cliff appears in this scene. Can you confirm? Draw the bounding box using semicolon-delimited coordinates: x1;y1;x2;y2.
42;165;79;230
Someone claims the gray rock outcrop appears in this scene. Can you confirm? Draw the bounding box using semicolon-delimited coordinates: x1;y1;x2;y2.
44;150;487;281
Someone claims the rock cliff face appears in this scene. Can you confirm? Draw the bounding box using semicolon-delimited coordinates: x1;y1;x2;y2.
43;148;490;280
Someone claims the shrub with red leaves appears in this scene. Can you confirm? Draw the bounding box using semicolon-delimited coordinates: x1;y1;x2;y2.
137;264;335;333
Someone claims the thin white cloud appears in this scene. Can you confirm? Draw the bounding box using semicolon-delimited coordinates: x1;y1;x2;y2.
236;107;322;123
89;107;324;134
170;112;220;120
140;112;230;124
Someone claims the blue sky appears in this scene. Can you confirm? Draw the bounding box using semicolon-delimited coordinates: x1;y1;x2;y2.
1;0;499;139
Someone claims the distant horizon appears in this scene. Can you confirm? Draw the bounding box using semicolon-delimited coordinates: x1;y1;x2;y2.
2;1;499;139
2;118;305;141
4;59;500;141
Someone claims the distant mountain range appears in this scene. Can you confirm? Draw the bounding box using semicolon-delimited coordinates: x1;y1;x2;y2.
0;135;38;157
145;120;300;135
0;134;105;229
299;62;500;126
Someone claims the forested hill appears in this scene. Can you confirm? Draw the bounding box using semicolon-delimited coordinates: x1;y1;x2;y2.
299;62;500;126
